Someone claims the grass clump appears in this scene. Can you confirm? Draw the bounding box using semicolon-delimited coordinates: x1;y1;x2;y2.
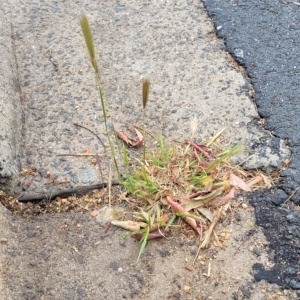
80;14;271;262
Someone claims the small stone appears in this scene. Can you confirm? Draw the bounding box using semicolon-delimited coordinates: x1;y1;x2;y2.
119;239;126;247
118;267;123;272
109;261;120;271
76;288;86;300
234;212;242;222
289;279;300;289
157;248;170;258
240;285;251;298
183;286;191;293
0;238;8;243
242;203;248;208
70;174;79;184
27;230;36;238
271;189;287;205
114;6;126;13
22;292;36;300
253;247;262;256
284;267;296;275
40;250;51;261
234;48;244;58
51;6;59;13
286;211;300;224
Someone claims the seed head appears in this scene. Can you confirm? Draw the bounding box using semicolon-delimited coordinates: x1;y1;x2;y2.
142;79;150;109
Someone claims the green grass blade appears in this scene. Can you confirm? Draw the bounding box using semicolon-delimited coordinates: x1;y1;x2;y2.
136;227;149;262
207;128;226;147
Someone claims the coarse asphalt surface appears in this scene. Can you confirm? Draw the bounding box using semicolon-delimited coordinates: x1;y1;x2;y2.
204;0;300;292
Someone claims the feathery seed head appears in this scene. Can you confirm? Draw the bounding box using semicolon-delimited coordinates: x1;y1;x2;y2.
80;14;99;73
142;79;150;109
190;115;198;139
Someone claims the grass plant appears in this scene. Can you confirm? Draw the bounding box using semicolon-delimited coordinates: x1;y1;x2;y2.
79;14;267;262
80;14;120;177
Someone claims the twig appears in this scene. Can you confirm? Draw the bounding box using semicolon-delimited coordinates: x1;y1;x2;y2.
57;153;104;157
108;162;112;208
184;266;193;272
73;123;106;152
193;207;223;264
44;172;70;185
132;124;158;140
17;182;119;201
233;229;256;256
46;50;58;71
284;187;300;203
194;148;206;166
44;180;70;185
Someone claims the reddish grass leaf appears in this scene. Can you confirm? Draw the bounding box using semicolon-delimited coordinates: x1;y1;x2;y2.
131;230;163;241
186;140;215;161
166;196;202;234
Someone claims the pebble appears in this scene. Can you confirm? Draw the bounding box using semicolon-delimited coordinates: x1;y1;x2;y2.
271;189;287;205
253;247;262;256
119;239;126;247
94;241;101;246
21;292;36;300
40;250;51;261
286;212;300;225
289;279;300;289
109;261;120;271
183;285;191;293
0;238;8;243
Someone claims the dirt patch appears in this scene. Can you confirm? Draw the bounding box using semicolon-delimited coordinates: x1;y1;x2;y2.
0;188;299;299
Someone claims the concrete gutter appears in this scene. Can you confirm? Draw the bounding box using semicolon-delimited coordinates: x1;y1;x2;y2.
0;1;22;193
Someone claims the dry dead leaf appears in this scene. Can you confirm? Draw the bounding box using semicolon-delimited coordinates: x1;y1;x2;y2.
201;176;213;186
197;207;214;222
111;220;147;232
90;210;99;217
171;166;180;176
229;173;251;191
204;188;235;208
260;172;272;188
145;165;159;176
182;188;223;211
247;176;263;187
116;129;144;147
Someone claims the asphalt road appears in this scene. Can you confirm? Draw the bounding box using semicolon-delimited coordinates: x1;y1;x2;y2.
204;0;300;291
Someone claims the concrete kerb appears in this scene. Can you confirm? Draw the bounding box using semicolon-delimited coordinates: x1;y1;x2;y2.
0;1;22;193
0;0;291;198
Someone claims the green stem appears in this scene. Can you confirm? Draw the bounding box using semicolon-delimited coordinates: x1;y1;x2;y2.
143;108;146;165
95;73;120;178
